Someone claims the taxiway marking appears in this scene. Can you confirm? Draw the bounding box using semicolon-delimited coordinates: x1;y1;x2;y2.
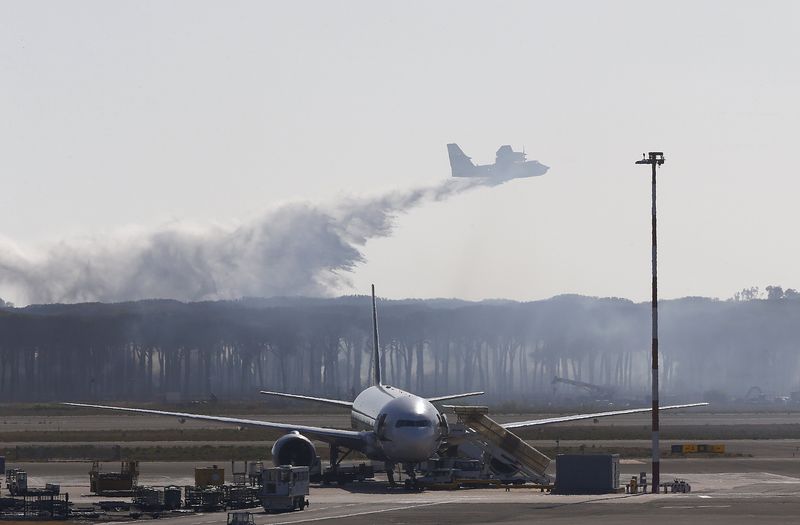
268;500;458;524
660;505;731;509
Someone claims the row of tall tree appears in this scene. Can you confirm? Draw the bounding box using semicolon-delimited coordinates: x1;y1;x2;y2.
1;294;798;402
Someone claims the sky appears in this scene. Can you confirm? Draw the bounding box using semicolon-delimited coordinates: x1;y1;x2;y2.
1;1;799;305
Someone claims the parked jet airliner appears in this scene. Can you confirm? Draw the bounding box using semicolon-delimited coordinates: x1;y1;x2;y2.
66;286;707;483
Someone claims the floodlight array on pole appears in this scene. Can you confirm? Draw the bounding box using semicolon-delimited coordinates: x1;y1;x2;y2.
635;151;665;493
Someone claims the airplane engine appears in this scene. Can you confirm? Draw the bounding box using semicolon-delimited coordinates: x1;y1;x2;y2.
271;431;317;467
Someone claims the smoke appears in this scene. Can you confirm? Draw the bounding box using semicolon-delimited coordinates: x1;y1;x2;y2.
0;178;505;305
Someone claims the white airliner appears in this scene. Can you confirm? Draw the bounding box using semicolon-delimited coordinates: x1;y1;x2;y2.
66;286;707;483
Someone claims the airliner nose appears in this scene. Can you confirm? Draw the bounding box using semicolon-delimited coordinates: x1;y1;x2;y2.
378;396;442;463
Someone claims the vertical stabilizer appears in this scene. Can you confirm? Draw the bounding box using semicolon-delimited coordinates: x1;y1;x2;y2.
447;143;475;177
371;284;382;386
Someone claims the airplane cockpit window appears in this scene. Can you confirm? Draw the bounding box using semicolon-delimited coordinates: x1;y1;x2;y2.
395;419;432;428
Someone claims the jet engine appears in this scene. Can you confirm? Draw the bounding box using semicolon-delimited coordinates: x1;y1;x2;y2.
271;431;318;467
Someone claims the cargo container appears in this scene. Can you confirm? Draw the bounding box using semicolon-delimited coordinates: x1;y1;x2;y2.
553;454;620;495
90;461;139;495
711;444;726;453
132;486;179;512
195;466;225;487
184;485;225;512
682;444;698;453
6;469;28;496
164;486;182;510
133;486;165;511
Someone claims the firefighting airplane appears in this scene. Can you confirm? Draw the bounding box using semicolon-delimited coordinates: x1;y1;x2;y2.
65;286;706;483
447;143;549;178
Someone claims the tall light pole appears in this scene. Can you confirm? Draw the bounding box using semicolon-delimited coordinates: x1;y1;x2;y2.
635;151;665;493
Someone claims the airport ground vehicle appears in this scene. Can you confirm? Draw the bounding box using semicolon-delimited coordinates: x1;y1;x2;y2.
227;512;255;525
259;466;309;513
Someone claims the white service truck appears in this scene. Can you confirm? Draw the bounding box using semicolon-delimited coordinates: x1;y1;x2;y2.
259;466;309;513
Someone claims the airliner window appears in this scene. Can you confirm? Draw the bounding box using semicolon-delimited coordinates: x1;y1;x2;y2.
395;419;431;428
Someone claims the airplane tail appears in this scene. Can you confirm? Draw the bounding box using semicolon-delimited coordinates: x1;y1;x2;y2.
447;143;475;177
371;284;382;386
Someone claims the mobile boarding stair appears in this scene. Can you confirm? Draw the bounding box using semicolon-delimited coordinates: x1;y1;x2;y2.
444;406;551;484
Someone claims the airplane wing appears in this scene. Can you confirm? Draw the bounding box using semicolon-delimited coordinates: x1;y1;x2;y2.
501;402;709;430
427;391;485;403
259;391;353;408
62;402;366;450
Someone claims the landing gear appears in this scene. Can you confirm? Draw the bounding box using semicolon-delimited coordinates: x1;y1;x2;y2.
328;445;352;471
386;462;396;486
322;445;358;485
330;445;339;470
403;462;421;491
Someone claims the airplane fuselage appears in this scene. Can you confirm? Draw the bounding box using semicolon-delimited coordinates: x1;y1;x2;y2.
457;160;548;179
447;143;549;179
351;385;443;463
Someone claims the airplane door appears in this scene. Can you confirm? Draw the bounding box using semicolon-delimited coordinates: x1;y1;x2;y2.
438;413;449;436
376;413;388;440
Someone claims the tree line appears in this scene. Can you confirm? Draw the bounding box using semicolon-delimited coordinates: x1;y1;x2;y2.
1;293;798;402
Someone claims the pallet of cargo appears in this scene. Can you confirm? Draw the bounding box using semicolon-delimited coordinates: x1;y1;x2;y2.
184;485;225;512
89;460;139;495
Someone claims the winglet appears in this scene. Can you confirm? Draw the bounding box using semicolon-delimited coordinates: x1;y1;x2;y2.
372;284;382;386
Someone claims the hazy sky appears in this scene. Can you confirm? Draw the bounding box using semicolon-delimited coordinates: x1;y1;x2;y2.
2;1;799;304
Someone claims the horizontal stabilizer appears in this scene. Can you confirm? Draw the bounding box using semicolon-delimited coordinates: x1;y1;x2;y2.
427;391;485;403
260;390;353;408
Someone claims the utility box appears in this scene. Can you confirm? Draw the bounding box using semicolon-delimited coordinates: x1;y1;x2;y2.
554;454;620;494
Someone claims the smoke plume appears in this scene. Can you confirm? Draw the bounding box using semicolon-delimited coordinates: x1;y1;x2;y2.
0;178;504;305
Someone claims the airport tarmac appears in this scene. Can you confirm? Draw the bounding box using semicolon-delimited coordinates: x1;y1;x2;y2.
7;457;800;524
5;410;800;523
